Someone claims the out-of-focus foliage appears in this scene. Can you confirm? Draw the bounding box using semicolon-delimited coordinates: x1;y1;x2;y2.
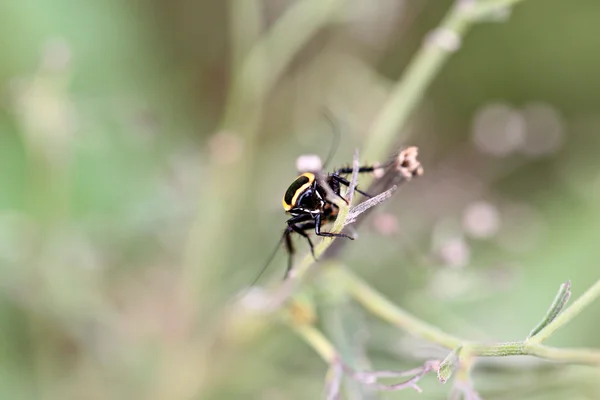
1;0;600;399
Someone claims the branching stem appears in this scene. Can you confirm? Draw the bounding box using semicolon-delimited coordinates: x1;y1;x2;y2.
527;279;600;345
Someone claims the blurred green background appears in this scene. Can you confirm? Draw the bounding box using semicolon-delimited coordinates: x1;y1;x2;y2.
1;0;600;399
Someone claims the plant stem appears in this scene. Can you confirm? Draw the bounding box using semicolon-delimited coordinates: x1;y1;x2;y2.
330;265;600;365
335;267;463;349
292;272;600;367
524;344;600;364
527;279;600;344
319;268;374;399
465;341;526;357
362;0;530;163
363;3;466;162
292;323;338;364
222;0;347;127
528;280;571;339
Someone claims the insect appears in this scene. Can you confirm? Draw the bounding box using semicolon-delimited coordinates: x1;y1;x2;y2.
247;115;393;288
279;162;386;279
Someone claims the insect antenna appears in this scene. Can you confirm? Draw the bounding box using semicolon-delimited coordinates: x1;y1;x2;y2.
321;109;341;170
246;229;288;289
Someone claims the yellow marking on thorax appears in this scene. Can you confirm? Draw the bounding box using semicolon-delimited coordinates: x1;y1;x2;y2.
282;172;315;211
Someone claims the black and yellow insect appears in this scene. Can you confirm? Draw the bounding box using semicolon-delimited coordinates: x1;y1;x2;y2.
248;113;391;286
279;163;385;279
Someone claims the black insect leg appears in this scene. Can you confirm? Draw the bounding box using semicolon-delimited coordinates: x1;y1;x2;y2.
284;214;317;279
314;214;354;240
283;227;295;279
286;214;316;248
329;174;373;198
333;162;392;175
331;161;394;198
289;222;317;260
324;177;349;205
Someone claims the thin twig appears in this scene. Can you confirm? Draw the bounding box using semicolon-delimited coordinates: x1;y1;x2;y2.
346;149;360;205
527;279;600;344
450;381;483;400
528;280;571;339
340;359;440;393
324;146;423;260
289;279;600;400
334;265;600;365
345;186;397;225
336;266;462;349
325;361;343;400
438;346;462;383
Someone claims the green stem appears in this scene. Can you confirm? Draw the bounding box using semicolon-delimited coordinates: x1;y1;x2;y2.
336;267;462;349
464;341;600;364
524;344;600;364
292;323;338;364
362;3;467;162
362;0;530;163
465;341;526;357
222;0;347;128
528;280;571;339
527;279;600;344
319;269;374;398
294;324;600;373
331;265;600;366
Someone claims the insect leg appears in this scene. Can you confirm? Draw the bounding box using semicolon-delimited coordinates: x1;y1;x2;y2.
283;227;295;279
333;161;392;175
324;176;350;205
289;222;317;260
313;214;354;240
329;174;373;198
284;214;315;279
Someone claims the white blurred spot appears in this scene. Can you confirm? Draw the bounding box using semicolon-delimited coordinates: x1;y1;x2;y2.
428;269;473;299
432;219;471;269
296;154;322;172
208;132;244;166
41;38;71;72
519;102;564;156
457;0;477;12
437;236;471;268
371;162;385;178
472;103;525;156
372;212;399;236
238;287;273;311
462;201;500;239
427;28;461;52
